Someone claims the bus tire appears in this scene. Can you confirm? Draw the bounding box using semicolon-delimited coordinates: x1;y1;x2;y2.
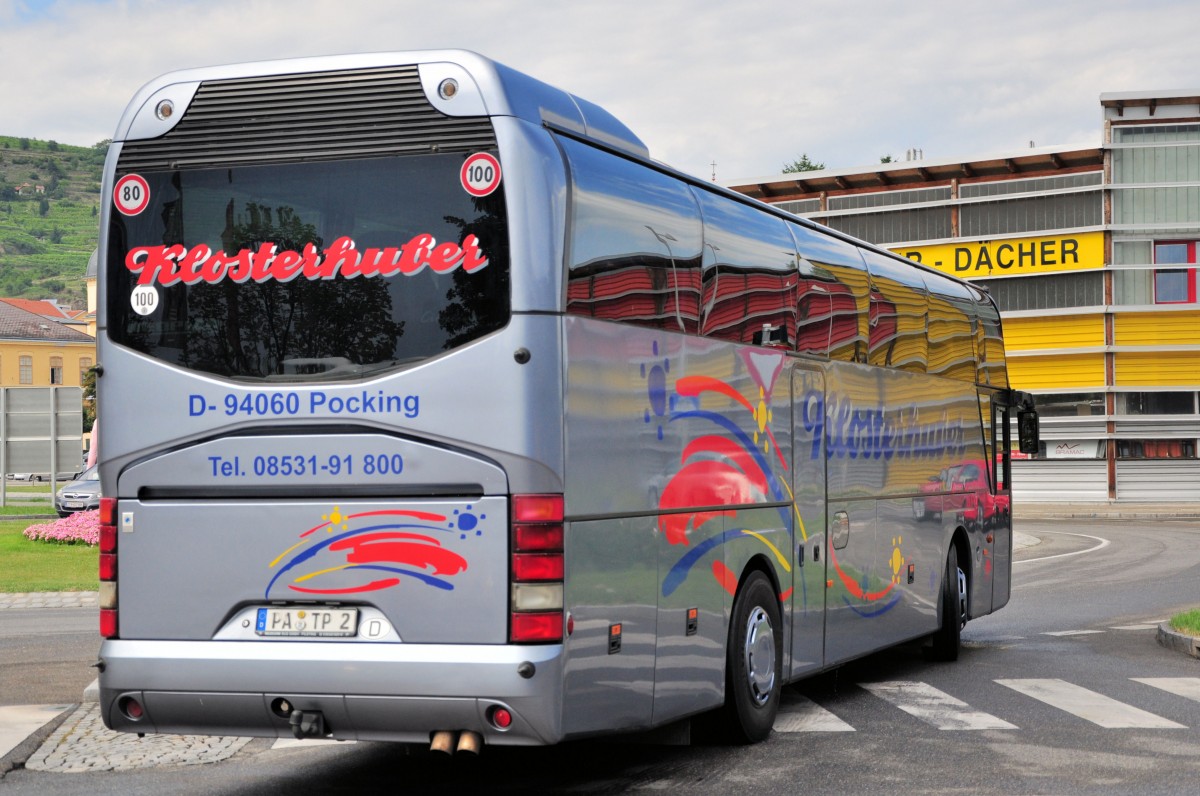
722;570;782;743
929;549;965;661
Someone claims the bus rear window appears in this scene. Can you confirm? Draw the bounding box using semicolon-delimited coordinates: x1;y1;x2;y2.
106;153;509;381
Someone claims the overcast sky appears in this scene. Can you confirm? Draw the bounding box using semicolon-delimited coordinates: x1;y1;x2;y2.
2;0;1196;183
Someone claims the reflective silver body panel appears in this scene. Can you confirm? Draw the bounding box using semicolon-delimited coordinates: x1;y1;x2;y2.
97;50;1012;746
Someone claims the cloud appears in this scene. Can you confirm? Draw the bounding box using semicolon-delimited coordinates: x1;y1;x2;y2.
3;0;1199;180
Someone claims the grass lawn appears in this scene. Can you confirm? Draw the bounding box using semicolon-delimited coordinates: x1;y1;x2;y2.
0;504;54;515
0;518;97;592
1170;609;1200;637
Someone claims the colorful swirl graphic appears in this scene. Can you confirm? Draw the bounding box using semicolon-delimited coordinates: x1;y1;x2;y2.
264;506;481;597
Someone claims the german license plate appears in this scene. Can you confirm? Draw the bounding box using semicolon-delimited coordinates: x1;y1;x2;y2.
256;606;358;637
64;501;84;509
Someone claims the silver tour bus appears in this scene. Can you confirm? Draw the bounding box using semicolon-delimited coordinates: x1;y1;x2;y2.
96;50;1038;750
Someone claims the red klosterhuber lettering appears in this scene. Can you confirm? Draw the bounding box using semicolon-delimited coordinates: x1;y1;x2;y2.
125;234;490;287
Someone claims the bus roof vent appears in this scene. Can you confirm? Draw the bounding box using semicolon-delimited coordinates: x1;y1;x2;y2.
116;65;497;172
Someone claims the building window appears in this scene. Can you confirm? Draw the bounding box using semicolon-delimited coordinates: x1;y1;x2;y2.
19;356;32;385
1034;392;1106;417
49;357;64;385
1153;242;1196;304
1154;270;1194;303
959;192;1101;237
1116;392;1197;415
79;357;93;384
977;272;1103;312
1117;439;1197;459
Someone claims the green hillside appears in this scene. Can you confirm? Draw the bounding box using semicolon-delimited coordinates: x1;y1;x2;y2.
0;135;106;308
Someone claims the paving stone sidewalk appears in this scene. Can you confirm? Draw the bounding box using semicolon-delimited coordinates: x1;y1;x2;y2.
0;591;97;610
25;703;250;773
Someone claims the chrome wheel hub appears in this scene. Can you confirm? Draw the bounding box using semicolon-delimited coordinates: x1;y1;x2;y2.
743;606;776;706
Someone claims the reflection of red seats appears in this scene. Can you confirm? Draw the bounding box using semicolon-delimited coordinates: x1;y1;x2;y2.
567;263;703;330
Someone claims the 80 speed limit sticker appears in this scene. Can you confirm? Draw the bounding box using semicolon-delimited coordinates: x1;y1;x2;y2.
460;153;501;197
114;174;150;216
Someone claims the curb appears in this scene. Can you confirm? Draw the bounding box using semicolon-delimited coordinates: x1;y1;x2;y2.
1157;622;1200;659
0;704;76;777
1015;511;1200;521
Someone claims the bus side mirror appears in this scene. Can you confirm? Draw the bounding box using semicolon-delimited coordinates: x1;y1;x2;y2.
1018;410;1040;455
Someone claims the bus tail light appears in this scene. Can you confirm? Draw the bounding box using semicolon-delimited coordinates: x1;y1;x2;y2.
509;494;564;643
99;497;118;639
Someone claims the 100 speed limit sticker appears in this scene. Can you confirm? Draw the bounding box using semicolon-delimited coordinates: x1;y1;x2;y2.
460;152;501;197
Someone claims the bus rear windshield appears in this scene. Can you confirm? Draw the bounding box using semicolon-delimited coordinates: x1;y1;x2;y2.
106;153;510;382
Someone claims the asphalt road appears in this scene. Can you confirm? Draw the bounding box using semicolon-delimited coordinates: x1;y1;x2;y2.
0;608;96;706
3;517;1199;794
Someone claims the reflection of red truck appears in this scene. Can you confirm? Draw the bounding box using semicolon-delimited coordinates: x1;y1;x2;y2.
912;459;1009;529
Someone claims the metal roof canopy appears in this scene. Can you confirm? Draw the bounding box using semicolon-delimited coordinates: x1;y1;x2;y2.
727;146;1104;203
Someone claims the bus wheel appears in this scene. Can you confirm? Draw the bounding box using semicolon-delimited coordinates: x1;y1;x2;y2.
928;550;965;661
722;571;782;743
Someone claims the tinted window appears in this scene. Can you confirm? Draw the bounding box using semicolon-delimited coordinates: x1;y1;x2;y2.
695;192;797;345
924;272;978;382
107;154;509;381
862;249;928;373
970;284;1008;388
563;138;702;333
791;224;869;362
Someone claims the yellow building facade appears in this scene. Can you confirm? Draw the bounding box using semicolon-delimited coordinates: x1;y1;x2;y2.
0;303;96;388
731;90;1200;501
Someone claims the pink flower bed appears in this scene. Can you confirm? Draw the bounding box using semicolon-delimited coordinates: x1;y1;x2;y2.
24;510;100;546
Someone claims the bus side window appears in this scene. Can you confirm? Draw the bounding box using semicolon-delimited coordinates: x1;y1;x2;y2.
924;271;978;382
789;225;869;364
694;191;796;346
973;287;1008;389
861;249;928;374
562;138;703;333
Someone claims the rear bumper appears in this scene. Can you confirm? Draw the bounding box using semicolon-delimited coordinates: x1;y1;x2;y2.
98;639;565;745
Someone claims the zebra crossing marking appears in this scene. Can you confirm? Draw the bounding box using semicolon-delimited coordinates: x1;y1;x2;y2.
1132;677;1200;703
773;694;855;732
996;678;1186;729
860;681;1017;730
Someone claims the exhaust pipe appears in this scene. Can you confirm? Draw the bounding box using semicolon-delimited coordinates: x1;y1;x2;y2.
430;730;457;754
456;730;482;755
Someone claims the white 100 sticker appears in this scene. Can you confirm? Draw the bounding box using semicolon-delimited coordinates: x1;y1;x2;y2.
131;285;159;316
460;152;502;197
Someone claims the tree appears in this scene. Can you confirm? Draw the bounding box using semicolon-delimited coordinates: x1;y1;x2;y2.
782;153;824;173
880;155;895;163
38;198;50;217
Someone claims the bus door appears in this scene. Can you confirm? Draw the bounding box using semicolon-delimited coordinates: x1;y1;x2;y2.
791;365;827;676
989;395;1016;611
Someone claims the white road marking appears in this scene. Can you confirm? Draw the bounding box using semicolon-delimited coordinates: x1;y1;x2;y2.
0;704;70;759
1043;630;1106;637
774;694;855;732
1132;677;1200;703
861;681;1017;730
997;678;1186;729
1014;532;1110;566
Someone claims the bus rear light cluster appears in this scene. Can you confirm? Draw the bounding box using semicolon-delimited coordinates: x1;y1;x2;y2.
509;494;564;644
99;497;118;639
